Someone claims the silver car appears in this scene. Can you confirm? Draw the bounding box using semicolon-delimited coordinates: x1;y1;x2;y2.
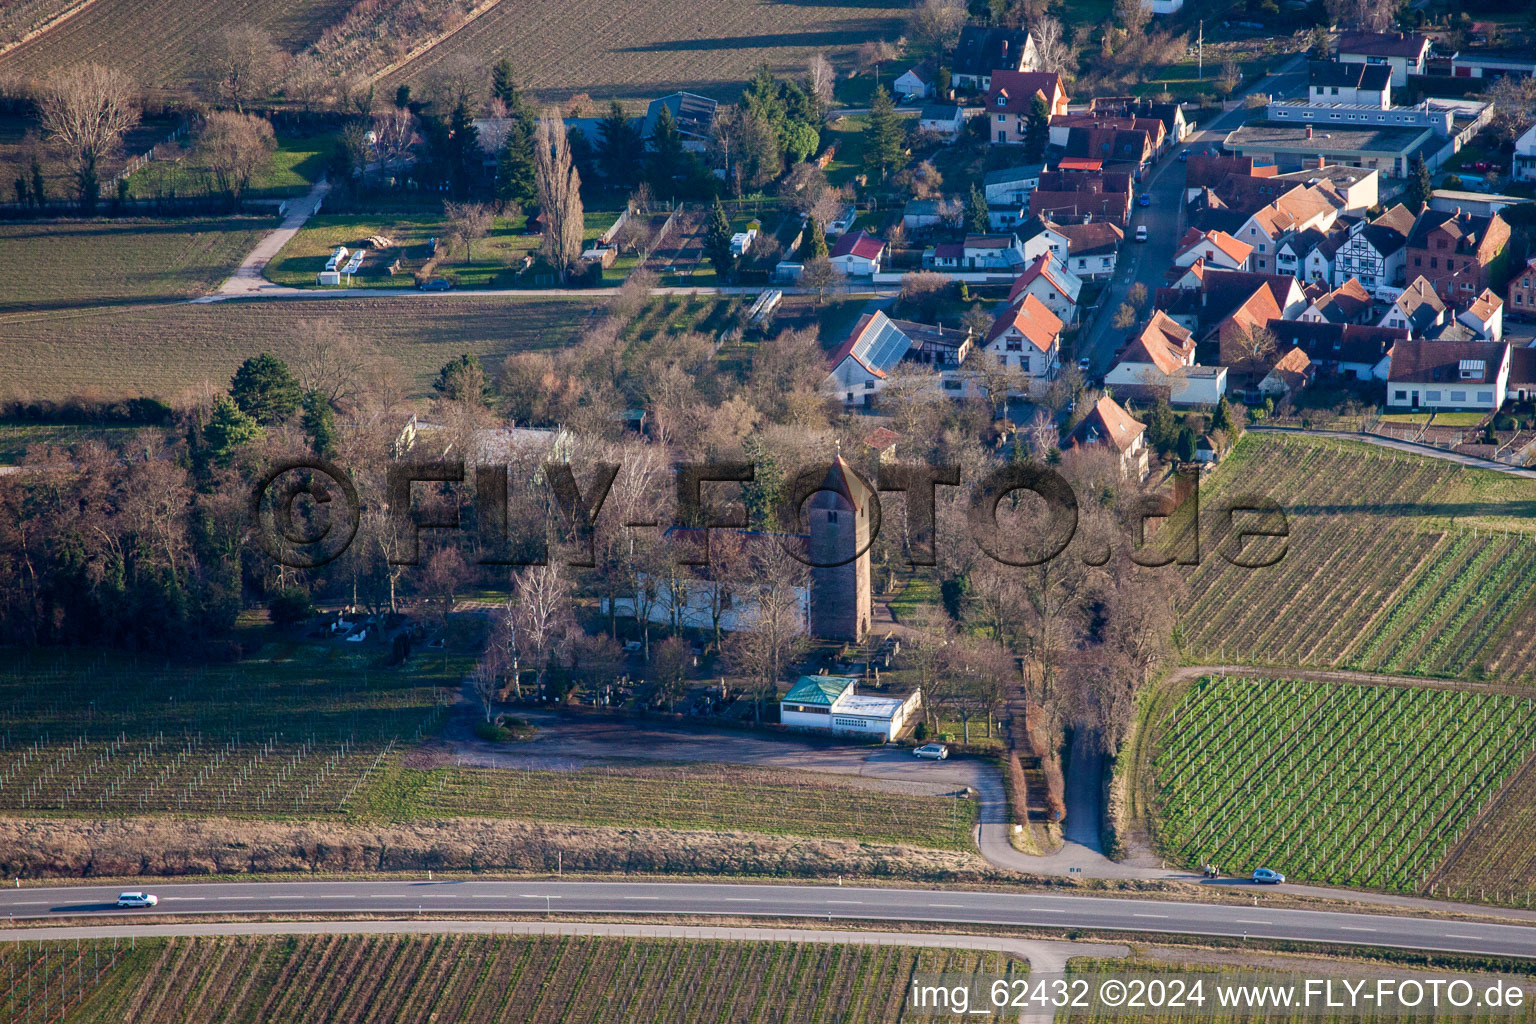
1251;868;1285;885
913;743;949;760
116;891;158;908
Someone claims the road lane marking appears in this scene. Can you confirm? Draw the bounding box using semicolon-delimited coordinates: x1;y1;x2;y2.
1132;913;1168;919
13;902;46;906
1234;919;1269;925
163;897;205;901
1339;926;1376;932
623;896;660;900
222;896;254;900
519;895;561;899
725;898;761;902
1031;909;1065;914
269;896;303;900
1447;934;1481;940
826;900;862;904
928;904;965;908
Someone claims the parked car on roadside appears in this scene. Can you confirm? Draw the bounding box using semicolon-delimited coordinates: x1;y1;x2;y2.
1251;868;1285;884
914;743;949;760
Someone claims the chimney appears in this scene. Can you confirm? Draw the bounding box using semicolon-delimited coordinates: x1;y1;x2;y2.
1314;156;1326;169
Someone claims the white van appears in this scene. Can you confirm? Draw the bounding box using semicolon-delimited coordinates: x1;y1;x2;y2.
1135;224;1148;243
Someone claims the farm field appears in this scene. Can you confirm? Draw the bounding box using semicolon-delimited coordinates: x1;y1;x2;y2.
265;210;621;290
1434;756;1536;905
356;759;977;850
8;934;1022;1023
0;219;267;315
1149;675;1536;894
382;0;911;101
0;0;354;88
1174;433;1536;684
0;295;587;400
0;643;459;817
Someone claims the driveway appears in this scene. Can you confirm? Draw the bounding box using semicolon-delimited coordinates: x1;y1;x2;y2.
207;179;330;298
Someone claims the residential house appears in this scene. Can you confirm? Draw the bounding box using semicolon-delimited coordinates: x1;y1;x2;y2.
1330;203;1413;296
1509;257;1536;319
986;70;1070;144
1006;253;1083;323
988;203;1030;231
1062;123;1158;176
1173;228;1253;271
824;311;974;406
1091;96;1191;143
1234;184;1345;273
982;164;1044;206
1029;169;1133;225
1404;208;1510;304
1166;266;1309;321
1515;123;1536;184
1272;164;1380;215
1258;346;1314;400
923;234;1027;272
1067;396;1149;480
1386;339;1511;411
1057;221;1124;279
918;104;966;141
1299;278;1374;325
828;230;884;277
1308;60;1392;107
1266;320;1403;381
1276;227;1334;283
1510;346;1536;403
1016;215;1070;264
902;197;957;232
952;26;1038;92
980;294;1062;389
1378;276;1447;335
1104;311;1227;406
1335;31;1432;86
894;62;936;102
1456;289;1503;342
643;92;717;152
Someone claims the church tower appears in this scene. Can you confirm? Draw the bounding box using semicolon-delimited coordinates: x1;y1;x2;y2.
808;455;873;643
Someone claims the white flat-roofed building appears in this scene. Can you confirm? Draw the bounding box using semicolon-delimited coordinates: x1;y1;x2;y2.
779;675;920;741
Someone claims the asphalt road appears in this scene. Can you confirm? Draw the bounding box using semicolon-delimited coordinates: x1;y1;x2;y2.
4;881;1535;959
1078;54;1310;376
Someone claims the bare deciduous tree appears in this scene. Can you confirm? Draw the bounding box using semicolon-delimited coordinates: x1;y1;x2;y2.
205;24;283;112
37;63;138;210
909;0;968;54
372;107;417;182
1031;17;1075;77
535;109;585;282
443;200;493;263
508;563;572;696
196;111;276;205
285;53;328;114
805;53;836;108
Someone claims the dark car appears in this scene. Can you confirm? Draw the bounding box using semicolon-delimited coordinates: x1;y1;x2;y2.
1179;148;1190;162
419;279;452;292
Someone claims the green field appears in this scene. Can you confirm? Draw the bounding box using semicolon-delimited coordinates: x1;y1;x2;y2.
5;933;1022;1023
1150;675;1536;893
265;211;621;289
0;295;585;400
0;219;267;314
1174;434;1536;683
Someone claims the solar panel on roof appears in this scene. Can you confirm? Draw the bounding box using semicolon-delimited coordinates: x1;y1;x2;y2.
853;315;913;372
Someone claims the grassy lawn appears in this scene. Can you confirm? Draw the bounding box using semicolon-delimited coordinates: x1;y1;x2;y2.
0;218;268;314
0;295;587;400
824;116;870;188
127;132;332;201
1430;411;1489;426
266;210;621;289
1378;412;1433;424
888;577;941;623
40;934;1020;1023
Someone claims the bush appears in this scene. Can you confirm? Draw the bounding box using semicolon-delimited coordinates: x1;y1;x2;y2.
913;721;930;742
266;588;313;627
474;720;515;742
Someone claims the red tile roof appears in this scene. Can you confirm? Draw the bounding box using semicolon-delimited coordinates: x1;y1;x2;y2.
985;293;1063;352
830;229;884;260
